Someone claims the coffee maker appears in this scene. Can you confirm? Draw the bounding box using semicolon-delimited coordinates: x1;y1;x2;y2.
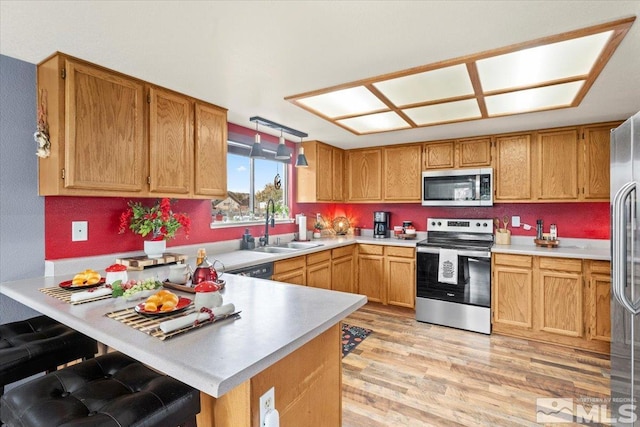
373;211;391;238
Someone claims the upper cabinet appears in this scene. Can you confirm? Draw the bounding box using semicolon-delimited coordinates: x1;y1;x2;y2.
296;140;344;202
580;123;617;201
347;148;382;201
494;134;532;201
537;129;579;200
383;144;422;202
193;102;227;198
37;52;227;199
423;137;491;170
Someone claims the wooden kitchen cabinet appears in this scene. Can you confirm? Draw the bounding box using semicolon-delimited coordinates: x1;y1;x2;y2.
537;129;579;200
385;246;415;308
194;102;228;197
148;86;193;195
356;244;415;307
422;141;454;169
296;141;344;202
492;254;609;354
383;144;422;202
38;54;147;196
492;253;533;329
494;134;532;201
580;123;619;201
357;244;385;303
306;251;331;290
37;52;227;199
422;137;491;170
331;246;355;294
585;260;611;343
273;256;306;286
537;257;583;338
347;149;382;201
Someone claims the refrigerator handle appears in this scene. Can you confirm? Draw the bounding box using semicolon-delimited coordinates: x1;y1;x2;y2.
612;181;640;315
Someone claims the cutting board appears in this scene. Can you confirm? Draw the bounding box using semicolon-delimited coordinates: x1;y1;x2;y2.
116;253;187;270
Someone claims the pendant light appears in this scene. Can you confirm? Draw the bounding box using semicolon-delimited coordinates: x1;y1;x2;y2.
249;122;266;159
275;129;290;160
295;137;309;167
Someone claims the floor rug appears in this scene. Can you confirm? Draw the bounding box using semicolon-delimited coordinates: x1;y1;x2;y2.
342;323;372;358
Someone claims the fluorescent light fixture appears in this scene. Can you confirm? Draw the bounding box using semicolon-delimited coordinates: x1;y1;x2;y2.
286;18;633;135
373;64;474;105
485;81;585;116
404;99;482;125
297;86;387;118
337;111;411;134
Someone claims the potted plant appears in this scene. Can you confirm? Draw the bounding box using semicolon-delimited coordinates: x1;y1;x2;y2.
119;198;191;258
313;221;324;239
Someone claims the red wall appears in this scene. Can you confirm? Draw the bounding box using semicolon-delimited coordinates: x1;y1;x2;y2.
44;123;610;260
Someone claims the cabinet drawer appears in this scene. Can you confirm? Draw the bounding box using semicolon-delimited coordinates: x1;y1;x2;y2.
385;246;414;258
539;257;582;273
274;256;306;274
590;260;611;275
307;250;331;265
331;245;354;259
358;244;384;256
493;253;532;268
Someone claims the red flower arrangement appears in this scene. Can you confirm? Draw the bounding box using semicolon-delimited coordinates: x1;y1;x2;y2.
119;198;190;241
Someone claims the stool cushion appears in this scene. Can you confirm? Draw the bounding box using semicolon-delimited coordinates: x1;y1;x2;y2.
1;352;200;427
0;316;97;387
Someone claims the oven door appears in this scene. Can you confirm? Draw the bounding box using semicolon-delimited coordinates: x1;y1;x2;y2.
416;246;491;307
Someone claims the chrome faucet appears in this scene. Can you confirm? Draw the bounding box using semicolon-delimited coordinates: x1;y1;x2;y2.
259;198;276;246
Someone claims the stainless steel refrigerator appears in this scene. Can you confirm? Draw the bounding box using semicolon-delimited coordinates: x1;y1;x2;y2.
611;111;640;426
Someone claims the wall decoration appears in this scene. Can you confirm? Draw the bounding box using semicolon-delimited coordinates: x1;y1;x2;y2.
34;88;50;158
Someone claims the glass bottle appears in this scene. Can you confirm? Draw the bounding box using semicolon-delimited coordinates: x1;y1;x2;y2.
193;255;218;285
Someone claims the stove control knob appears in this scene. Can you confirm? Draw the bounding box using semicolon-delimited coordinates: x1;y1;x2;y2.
431;221;436;226
437;221;442;226
483;222;488;227
476;222;481;227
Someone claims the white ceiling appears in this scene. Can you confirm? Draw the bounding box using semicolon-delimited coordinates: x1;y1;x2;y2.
1;1;639;149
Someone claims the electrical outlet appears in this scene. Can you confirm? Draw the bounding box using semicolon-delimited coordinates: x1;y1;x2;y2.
72;221;88;242
259;387;275;427
511;216;521;227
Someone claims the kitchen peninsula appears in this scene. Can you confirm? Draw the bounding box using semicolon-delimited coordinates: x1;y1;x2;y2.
0;272;366;426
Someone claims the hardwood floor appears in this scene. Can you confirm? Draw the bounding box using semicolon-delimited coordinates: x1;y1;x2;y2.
342;303;610;426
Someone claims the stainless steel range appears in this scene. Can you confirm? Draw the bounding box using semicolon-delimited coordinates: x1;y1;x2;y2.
415;218;493;334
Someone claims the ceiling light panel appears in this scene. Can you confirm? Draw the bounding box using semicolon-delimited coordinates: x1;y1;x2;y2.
485;81;585;116
403;99;482;125
337;111;411;134
373;64;474;106
477;31;612;92
296;86;388;118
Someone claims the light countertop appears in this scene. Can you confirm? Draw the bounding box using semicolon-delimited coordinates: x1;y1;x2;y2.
0;273;366;398
491;236;610;260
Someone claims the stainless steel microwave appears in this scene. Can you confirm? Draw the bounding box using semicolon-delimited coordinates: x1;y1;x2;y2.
421;168;493;206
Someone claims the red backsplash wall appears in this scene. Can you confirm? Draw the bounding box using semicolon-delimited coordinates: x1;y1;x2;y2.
46;194;610;260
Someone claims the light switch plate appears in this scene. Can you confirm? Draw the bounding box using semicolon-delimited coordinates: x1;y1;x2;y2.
72;221;88;241
511;216;521;227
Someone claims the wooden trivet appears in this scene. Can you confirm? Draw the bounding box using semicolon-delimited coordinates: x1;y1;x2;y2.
115;253;187;270
39;287;112;305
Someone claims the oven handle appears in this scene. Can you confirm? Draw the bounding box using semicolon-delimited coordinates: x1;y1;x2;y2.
416;246;491;259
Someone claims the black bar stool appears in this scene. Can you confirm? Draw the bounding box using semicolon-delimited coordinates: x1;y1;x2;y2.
0;351;200;427
0;315;97;396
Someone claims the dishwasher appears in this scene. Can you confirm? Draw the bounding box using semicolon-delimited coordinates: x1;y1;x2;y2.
227;262;273;280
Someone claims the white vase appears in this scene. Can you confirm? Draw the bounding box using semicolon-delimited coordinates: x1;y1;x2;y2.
144;240;166;258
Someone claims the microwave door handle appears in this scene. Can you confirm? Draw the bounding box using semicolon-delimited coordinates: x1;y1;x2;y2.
475;174;481;199
612;181;639;315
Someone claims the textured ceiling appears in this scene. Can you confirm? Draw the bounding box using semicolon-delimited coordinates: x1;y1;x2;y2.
1;1;639;149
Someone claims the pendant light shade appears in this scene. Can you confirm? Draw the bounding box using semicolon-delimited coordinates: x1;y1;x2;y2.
295;146;309;167
250;123;266;159
275;130;290;160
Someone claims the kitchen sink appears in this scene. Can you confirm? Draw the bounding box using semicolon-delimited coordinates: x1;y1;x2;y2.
252;241;324;254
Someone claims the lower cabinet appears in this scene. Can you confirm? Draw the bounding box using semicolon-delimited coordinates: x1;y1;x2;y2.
331;246;355;293
492;254;610;353
272;256;306;286
357;244;415;308
306;251;331;290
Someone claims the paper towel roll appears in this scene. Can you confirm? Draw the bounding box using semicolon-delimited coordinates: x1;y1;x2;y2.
298;215;307;240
